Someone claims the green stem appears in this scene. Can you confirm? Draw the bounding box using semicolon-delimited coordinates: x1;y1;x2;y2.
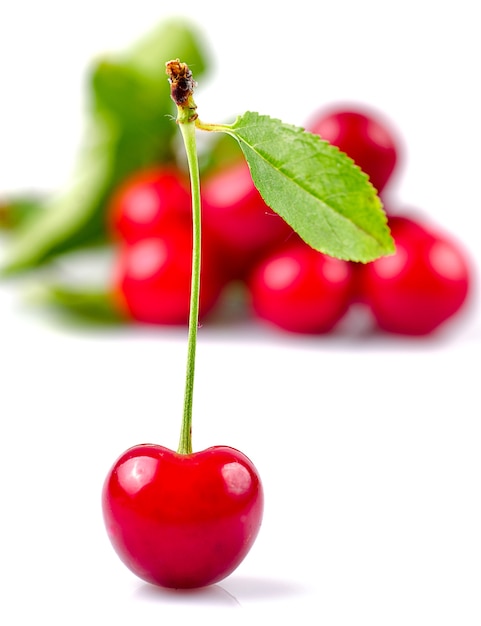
165;59;205;455
195;119;232;133
177;117;201;455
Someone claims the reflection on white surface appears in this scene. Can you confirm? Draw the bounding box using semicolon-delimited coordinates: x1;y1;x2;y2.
0;273;479;624
133;574;308;607
135;579;242;607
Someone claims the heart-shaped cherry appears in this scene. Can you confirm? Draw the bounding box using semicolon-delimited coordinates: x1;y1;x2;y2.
102;66;265;590
102;444;263;589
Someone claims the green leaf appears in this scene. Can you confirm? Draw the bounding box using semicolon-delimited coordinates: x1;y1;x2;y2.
1;116;117;275
1;18;210;276
0;194;45;231
30;283;127;326
90;18;209;145
222;111;395;262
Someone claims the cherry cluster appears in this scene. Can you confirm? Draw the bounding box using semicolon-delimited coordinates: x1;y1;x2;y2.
109;106;472;336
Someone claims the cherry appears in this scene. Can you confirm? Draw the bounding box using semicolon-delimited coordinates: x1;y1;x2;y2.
306;105;399;194
107;166;192;244
247;235;355;333
356;215;471;335
102;444;263;589
111;218;227;325
201;159;293;279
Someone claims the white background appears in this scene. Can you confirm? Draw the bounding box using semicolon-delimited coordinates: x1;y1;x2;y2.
0;1;480;624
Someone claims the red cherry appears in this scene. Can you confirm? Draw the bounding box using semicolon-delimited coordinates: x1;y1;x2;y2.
102;444;264;589
247;236;355;333
307;105;399;193
357;215;471;335
108;166;192;244
111;218;226;325
201;160;293;279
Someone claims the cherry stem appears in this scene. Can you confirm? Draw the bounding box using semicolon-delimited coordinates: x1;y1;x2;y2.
178;120;201;455
166;60;201;456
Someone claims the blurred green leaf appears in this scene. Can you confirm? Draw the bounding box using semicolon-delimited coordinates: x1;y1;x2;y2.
32;283;127;326
0;195;44;230
1;18;210;276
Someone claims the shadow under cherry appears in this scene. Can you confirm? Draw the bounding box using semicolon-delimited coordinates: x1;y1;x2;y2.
134;574;307;608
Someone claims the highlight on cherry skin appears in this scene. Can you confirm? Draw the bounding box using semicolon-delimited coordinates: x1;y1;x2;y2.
107;166;192;244
102;444;264;589
111;215;228;325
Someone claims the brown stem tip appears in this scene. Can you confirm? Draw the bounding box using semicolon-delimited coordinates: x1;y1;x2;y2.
165;59;196;107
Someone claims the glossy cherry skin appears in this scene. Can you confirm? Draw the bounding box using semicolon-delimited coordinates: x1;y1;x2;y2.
356;215;471;335
111;218;227;325
307;106;399;193
102;444;264;589
201;160;293;279
248;235;355;333
108;166;192;244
